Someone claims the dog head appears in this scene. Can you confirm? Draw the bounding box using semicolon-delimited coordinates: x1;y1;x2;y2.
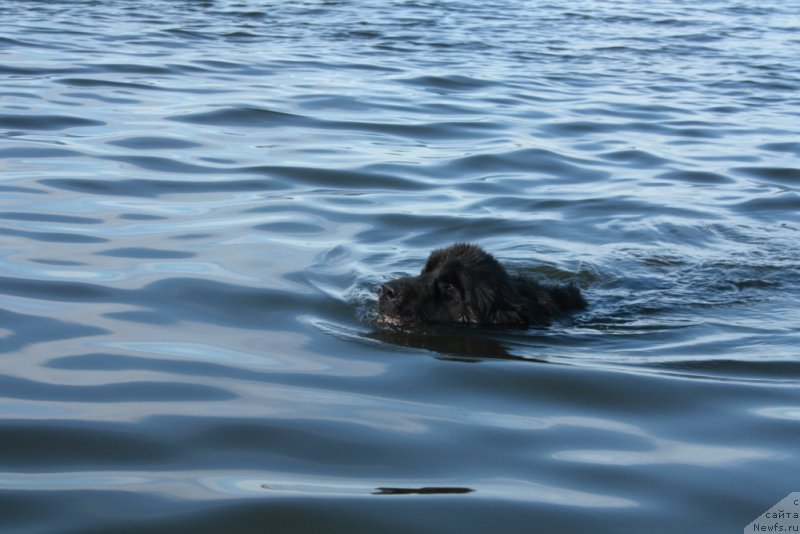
377;244;527;326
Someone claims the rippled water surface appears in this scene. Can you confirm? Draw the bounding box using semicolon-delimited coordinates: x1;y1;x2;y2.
2;1;800;532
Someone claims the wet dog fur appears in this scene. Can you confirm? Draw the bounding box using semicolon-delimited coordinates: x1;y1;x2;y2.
378;243;585;327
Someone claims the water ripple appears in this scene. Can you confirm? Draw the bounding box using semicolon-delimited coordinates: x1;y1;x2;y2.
2;0;800;532
0;113;104;130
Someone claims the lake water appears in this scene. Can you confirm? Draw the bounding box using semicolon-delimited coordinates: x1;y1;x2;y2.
2;1;799;532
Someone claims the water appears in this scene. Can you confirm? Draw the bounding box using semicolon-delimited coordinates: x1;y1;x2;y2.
1;1;799;532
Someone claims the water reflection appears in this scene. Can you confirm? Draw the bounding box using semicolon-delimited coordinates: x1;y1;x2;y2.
368;327;523;362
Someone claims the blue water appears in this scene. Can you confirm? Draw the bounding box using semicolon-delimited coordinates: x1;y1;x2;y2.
2;1;800;532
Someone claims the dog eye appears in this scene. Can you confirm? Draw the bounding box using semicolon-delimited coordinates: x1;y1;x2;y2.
438;281;459;301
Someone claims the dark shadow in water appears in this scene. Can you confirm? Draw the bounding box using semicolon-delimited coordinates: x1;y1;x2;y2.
0;308;109;353
368;326;544;364
373;487;474;496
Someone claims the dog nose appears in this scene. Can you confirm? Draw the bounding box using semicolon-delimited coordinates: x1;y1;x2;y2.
380;283;397;300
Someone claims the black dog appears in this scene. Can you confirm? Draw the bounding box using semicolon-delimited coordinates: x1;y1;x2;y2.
378;243;585;327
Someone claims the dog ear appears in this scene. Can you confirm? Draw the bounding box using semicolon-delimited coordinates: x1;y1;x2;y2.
479;277;527;326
